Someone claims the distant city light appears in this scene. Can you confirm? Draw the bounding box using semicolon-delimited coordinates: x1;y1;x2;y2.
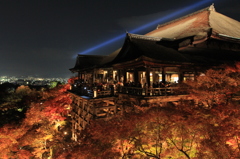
75;0;212;56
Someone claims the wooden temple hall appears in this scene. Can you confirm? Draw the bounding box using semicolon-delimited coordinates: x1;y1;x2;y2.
69;4;240;141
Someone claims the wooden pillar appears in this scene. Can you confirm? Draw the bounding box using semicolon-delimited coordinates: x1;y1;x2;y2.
178;70;184;83
152;70;158;83
117;70;121;82
78;72;81;82
84;71;86;83
123;69;127;84
109;69;113;81
168;74;172;82
92;69;96;85
80;72;83;82
134;69;138;84
103;70;106;82
146;67;150;87
162;67;166;84
194;70;199;81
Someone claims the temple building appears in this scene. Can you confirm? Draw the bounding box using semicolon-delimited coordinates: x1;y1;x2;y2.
69;4;240;141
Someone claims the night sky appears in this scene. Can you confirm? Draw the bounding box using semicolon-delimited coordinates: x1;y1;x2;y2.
1;0;240;78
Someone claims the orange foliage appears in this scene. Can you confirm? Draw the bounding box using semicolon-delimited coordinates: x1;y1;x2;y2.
64;98;240;158
0;83;72;158
186;63;240;108
68;76;78;84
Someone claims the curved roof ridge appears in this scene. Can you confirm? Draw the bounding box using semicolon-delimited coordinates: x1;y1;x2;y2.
77;54;107;57
127;33;174;41
156;4;213;29
208;5;240;39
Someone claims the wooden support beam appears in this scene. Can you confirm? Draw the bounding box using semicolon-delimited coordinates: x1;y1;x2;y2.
146;67;150;87
162;67;166;84
123;69;127;84
134;69;139;84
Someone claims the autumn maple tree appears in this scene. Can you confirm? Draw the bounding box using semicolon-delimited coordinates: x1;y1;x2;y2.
0;83;72;158
57;63;240;159
1;63;240;158
187;62;240;108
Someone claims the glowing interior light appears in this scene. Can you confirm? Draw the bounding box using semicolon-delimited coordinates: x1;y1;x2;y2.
77;0;212;55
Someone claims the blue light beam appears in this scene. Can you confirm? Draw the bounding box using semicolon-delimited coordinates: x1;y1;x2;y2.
77;0;213;55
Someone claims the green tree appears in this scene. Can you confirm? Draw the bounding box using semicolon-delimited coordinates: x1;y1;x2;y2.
0;85;40;127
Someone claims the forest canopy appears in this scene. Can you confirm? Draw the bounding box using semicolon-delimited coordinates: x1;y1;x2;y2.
0;63;240;159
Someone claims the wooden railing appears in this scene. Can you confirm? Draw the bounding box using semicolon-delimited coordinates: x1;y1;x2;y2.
71;85;113;98
118;86;180;96
71;84;187;98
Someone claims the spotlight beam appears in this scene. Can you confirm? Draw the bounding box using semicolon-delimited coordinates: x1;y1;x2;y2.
77;0;212;55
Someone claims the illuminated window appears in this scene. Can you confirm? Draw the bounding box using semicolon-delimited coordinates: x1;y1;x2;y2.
126;72;134;82
184;72;194;81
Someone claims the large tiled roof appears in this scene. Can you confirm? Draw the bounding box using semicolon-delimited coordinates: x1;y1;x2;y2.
70;49;121;72
69;55;106;72
70;4;240;72
111;33;191;65
109;4;240;68
146;4;240;42
110;33;240;68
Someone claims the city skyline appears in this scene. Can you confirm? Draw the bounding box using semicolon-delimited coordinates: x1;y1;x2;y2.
1;0;240;78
